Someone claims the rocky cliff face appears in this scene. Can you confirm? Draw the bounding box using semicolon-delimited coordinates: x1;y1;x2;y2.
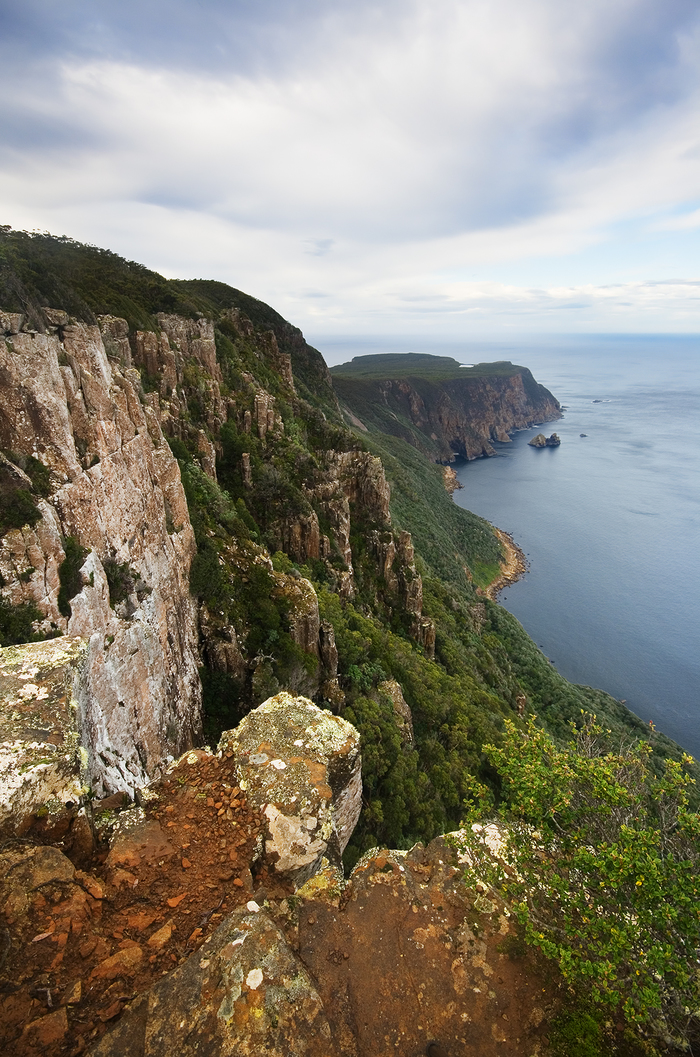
0;297;432;797
332;357;562;461
0;310;201;795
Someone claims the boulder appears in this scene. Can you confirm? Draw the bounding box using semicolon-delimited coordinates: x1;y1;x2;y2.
0;637;90;839
219;692;361;886
528;432;561;448
88;904;335;1057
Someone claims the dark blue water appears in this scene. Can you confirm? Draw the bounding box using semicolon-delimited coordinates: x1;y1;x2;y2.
317;332;700;758
449;336;700;758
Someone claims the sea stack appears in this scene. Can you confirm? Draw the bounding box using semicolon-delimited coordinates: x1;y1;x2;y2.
528;432;561;448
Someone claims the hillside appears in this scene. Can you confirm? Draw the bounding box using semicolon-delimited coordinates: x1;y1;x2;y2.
332;351;562;461
0;225;692;854
2;227;700;1055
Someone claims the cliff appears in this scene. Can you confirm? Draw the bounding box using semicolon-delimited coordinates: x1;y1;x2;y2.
0;227;696;1057
0;226;688;857
331;353;562;461
0;310;201;795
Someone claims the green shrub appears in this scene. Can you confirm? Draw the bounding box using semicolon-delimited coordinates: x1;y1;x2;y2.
103;557;134;607
457;715;700;1049
57;537;89;618
0;596;44;646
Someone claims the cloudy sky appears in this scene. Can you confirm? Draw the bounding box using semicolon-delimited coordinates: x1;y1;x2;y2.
2;0;700;339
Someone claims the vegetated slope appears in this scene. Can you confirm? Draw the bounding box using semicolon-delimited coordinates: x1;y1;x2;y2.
0;227;693;871
0;226;335;411
332;351;562;461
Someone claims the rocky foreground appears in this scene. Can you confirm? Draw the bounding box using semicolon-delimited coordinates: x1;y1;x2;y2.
2;686;557;1057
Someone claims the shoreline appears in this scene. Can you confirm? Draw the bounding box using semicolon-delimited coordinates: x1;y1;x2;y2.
484;527;528;600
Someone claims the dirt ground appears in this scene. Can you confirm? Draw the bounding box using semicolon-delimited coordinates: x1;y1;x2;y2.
0;749;286;1056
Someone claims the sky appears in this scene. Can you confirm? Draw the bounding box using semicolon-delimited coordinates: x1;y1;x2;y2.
2;0;700;340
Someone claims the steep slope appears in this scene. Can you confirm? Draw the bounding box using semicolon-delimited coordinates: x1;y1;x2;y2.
0;311;200;795
331;352;561;460
0;227;692;868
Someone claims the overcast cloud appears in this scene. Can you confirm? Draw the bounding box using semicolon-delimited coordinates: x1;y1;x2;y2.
1;0;700;336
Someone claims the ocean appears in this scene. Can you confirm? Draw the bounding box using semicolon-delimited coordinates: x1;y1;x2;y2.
318;334;700;758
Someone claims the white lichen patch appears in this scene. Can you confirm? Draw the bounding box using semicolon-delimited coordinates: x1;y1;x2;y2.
219;691;362;887
246;968;264;990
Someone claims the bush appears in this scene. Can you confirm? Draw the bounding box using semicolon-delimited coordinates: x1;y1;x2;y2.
0;596;44;646
57;537;89;618
457;715;700;1049
103;557;134;607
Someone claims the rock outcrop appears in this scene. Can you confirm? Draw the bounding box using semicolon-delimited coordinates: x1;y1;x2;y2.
0;637;90;843
0;312;202;795
88;837;556;1057
88;905;333;1057
332;354;562;462
219;692;362;886
528;432;561;448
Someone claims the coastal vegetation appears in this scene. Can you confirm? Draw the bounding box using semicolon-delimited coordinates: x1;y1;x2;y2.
2;227;698;1050
459;715;700;1052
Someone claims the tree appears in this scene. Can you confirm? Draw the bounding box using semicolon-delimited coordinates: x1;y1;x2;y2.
457;715;700;1050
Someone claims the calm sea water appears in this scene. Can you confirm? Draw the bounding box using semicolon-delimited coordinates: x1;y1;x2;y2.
318;334;700;758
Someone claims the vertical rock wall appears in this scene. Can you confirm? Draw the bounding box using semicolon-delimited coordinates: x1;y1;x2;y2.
0;313;202;795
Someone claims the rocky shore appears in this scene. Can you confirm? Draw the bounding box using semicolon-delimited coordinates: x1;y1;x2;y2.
484;528;528;601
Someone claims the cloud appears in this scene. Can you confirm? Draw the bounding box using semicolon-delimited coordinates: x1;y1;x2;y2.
1;1;700;334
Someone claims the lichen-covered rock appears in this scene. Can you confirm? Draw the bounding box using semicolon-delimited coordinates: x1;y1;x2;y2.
88;905;337;1057
0;637;89;838
219;693;361;886
294;838;554;1057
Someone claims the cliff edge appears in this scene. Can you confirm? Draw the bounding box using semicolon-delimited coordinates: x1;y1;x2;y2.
331;353;562;461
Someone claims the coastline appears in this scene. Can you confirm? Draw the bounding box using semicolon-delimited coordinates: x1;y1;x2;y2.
484;527;528;600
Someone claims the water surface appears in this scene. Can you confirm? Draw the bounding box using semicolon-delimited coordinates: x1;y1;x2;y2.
317;333;700;757
450;336;700;757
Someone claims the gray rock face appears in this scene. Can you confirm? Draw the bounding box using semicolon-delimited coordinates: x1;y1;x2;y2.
0;314;202;795
219;692;362;887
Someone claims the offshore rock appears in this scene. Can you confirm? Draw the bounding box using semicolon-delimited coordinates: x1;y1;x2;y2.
87;905;335;1057
219;693;362;886
0;315;202;795
0;638;89;840
529;432;561;448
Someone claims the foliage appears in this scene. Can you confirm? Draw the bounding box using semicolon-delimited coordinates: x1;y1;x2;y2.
103;557;134;607
457;715;700;1048
0;452;52;534
0;596;45;646
57;537;89;618
548;1009;606;1057
360;430;501;589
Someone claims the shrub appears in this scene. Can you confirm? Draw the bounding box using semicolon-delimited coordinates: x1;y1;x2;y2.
57;537;89;618
103;557;134;607
0;596;44;646
457;715;700;1049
